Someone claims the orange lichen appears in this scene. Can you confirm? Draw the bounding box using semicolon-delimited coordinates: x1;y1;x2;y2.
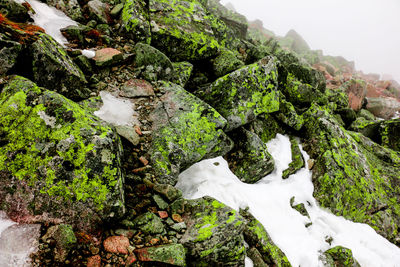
0;13;45;44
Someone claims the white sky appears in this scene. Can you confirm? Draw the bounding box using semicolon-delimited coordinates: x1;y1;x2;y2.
221;0;400;82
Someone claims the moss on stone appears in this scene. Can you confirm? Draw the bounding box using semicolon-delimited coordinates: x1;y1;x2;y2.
282;137;305;179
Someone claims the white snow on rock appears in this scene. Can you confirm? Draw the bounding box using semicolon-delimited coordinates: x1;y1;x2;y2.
0;211;41;267
94;91;138;126
176;134;400;267
82;49;96;59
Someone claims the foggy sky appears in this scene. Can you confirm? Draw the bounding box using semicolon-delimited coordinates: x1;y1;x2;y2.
221;0;400;82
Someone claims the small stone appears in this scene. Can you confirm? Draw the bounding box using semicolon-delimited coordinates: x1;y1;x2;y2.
135;244;186;266
110;3;124;18
86;255;101;267
120;79;155;98
132;212;165;235
103;236;130;254
169;198;185;214
134;125;142;135
307;159;315;170
153;184;182;202
150;238;159;245
93;48;123;67
139;156;149;166
125;254;137;266
153;194;169;210
170;222;186;233
115;125;140;146
172;214;183;223
114;229;136;239
158;211;168;219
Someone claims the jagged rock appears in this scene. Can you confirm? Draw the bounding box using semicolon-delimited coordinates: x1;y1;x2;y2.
282;137;305;179
93;48;123;67
103;236;130;254
366;97;400;119
240;210;291;266
115;125;140;146
281;73;324;108
87;0;110;24
0;34;22;76
303;103;400;244
212;49;244;78
132;212;165;235
247;114;283;143
171;61;193;87
343;79;367;111
135;244;186;266
148;0;221;61
226;128;274;183
153;184;182;202
133;42;174;81
247;247;268;267
196;56;279;131
284;29;310;54
325;87;349;110
0;0;30;22
320;246;361;267
275;94;304;130
290;197;310;219
0;76;125;231
180;197;246;266
121;0;151;43
60;25;92;46
42;224;77;262
150;81;233;185
30;33;90;100
45;0;84;22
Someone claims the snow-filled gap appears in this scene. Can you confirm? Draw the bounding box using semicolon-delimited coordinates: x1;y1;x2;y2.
176;134;400;267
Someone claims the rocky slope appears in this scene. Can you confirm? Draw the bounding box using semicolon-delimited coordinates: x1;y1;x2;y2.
0;0;399;266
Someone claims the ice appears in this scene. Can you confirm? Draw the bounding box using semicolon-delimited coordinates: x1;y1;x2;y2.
94;91;138;126
0;212;41;267
176;134;400;266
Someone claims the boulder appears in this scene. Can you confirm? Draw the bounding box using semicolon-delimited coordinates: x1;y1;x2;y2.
131;212;165;235
135;244;186;266
87;0;110;24
180;197;246;266
103;236;130;254
246;115;283;143
321;246;360;267
196;56;279;131
45;0;84;22
150;81;233;185
148;0;221;61
240;210;291;266
171;61;193;87
0;76;125;231
30;33;90;100
303;103;400;244
212;49;244;78
274;94;304;130
226;128;274;184
366;97;400;119
342;79;367;111
0;34;22;76
0;0;30;22
282;137;305;179
121;0;151;43
133;42;174;81
93;48;123;67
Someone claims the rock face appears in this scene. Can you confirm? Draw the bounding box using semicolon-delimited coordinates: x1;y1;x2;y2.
0;34;22;76
343;79;367;111
0;76;125;231
366;97;400;119
150;82;233;185
303;104;400;244
196;56;279;131
30;33;89;100
180;197;246;266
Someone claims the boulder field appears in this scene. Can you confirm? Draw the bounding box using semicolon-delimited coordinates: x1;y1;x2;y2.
0;0;399;266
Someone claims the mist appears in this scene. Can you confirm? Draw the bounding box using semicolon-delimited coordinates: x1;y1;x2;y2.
221;0;400;83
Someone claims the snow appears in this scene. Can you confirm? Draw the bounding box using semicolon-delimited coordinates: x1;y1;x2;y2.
19;0;78;46
176;134;400;267
0;211;40;267
94;91;138;126
82;49;96;59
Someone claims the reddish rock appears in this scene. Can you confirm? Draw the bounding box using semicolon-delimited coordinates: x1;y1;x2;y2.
158;211;168;219
87;255;101;267
103;236;130;254
125;254;137;266
172;214;183;223
120;79;155;98
93;48;123;67
344;79;367;111
139;156;149;166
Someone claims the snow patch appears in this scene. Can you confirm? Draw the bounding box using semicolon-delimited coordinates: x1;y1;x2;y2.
82;49;96;59
94;91;138;126
176;134;400;267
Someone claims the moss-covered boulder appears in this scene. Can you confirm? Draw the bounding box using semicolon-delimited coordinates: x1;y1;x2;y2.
212;49;244;78
172;61;193;87
321;246;360;267
180;197;246;266
135;244;186;266
226;128;274;183
366;97;400;119
246;114;283;143
148;0;221;61
196;56;279;131
30;33;90;101
150;81;233;185
274;94;304;131
133;42;175;81
303;103;400;244
240;210;291;267
121;0;151;43
0;0;30;22
0;76;125;231
282;137;305;179
0;34;22;76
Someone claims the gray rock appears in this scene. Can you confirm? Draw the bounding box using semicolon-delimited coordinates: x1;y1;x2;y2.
115;125;140;146
132;212;164;235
